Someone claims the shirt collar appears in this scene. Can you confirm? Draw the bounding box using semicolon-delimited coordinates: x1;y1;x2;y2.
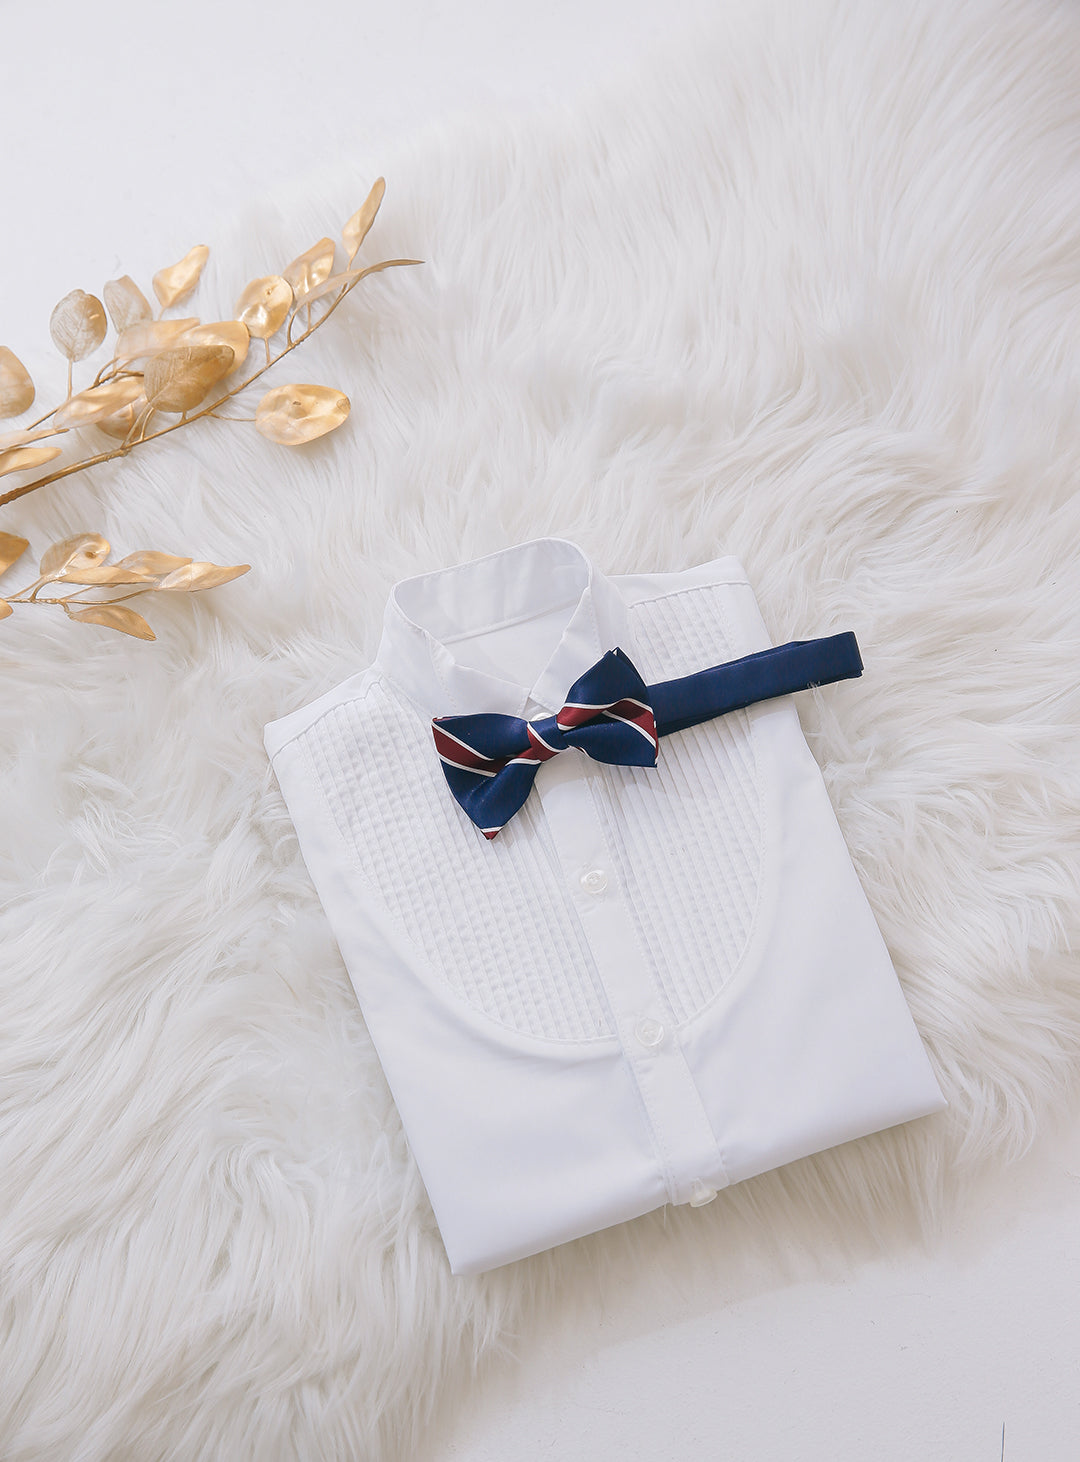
376;537;635;719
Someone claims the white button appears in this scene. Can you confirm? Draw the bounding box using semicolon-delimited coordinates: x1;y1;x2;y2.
634;1016;665;1048
689;1180;718;1207
580;868;608;894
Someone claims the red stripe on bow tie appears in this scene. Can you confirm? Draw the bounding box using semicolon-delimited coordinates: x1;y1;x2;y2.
556;696;657;750
432;723;508;774
525;724;562;760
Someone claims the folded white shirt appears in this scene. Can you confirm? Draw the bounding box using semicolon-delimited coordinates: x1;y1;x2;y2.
264;537;946;1274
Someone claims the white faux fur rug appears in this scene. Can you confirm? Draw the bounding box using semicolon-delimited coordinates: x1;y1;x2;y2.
3;0;1080;1455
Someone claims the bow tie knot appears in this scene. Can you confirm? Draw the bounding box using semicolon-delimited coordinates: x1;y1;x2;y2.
432;648;659;839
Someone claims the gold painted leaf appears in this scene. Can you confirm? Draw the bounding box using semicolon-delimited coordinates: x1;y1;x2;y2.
68;602;155;640
54;376;145;428
0;347;35;417
283;237;337;297
178;320;250;371
291;258;422;314
57;564;151;586
0;598;11;621
95;395;147;440
156;560;250;592
0;444;63;478
115;550;192;576
49;290;108;362
153;245;210;311
40;533;110;578
342;177;385;263
103;275;152;333
235;276;293;339
143;344;234;413
255;383;350;446
289;268;363;311
0;425;65;451
115;318;199;363
0;531;29;577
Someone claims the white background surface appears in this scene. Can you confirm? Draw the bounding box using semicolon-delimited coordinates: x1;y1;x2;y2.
2;3;1078;1458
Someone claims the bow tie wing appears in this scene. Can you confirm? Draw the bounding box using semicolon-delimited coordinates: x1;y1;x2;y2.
556;648;659;767
432;713;531;766
431;712;541;839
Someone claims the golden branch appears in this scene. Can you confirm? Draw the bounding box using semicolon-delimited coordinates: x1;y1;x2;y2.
0;178;420;511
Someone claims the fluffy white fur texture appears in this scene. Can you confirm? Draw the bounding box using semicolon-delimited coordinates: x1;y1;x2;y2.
3;0;1080;1455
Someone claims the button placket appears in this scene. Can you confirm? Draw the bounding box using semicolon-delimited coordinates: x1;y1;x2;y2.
535;751;728;1204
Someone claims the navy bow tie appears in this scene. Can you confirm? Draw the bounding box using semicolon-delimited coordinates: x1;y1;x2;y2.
432;632;863;839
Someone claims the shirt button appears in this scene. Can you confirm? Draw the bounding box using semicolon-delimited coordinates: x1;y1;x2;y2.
689;1180;718;1207
634;1016;665;1048
580;868;608;894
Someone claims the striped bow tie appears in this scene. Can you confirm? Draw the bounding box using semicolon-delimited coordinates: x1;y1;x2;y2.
433;648;658;839
431;631;863;840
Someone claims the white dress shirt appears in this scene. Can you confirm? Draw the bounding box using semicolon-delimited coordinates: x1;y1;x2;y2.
264;538;946;1274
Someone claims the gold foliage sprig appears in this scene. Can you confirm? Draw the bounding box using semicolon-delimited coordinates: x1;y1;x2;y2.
0;177;420;511
0;530;249;641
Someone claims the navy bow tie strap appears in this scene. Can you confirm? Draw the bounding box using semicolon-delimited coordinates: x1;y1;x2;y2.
432;631;862;839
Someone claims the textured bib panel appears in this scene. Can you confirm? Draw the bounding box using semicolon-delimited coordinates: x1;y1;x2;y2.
297;580;763;1041
302;682;616;1042
587;585;764;1025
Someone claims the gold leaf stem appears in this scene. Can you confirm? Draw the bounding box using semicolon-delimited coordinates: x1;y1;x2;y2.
124;404;155;447
0;443;127;507
25;404;61;432
8;575;48;602
92;361;142;389
9;581;79;606
87;586;154;605
16;591;87;606
0;260;418;510
21;588;149;607
6;578;112;607
6;567;157;607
